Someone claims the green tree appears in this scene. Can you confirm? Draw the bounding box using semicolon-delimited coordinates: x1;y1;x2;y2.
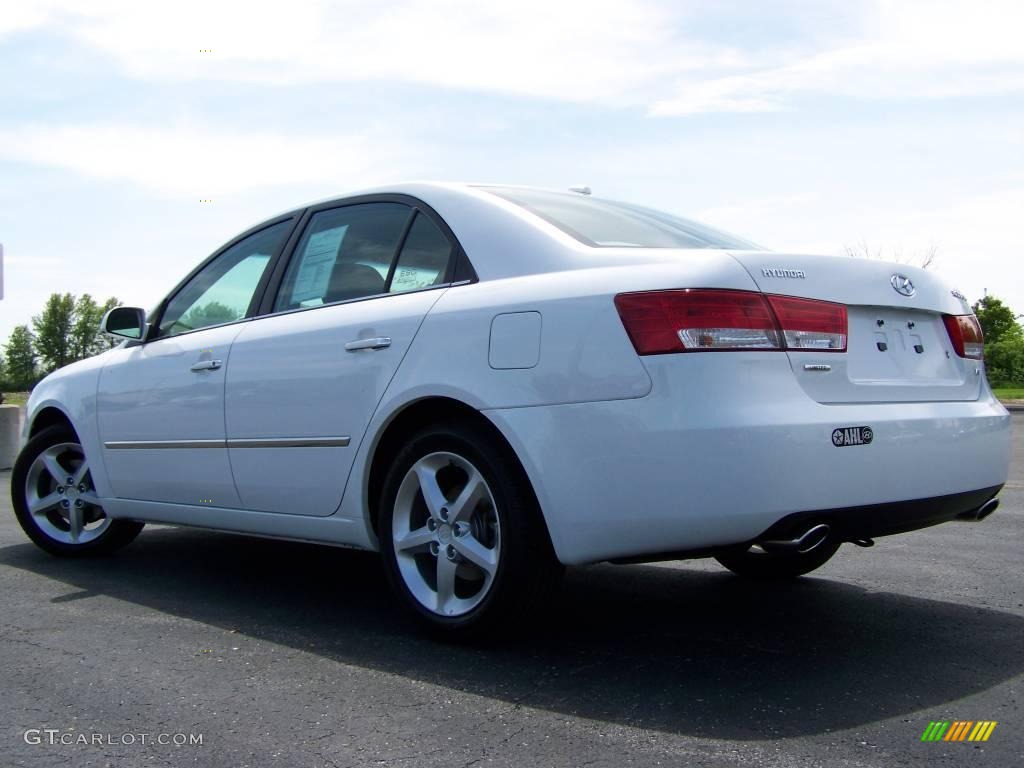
30;292;123;374
32;292;76;372
70;293;100;360
70;294;121;359
986;338;1024;386
4;325;38;389
973;295;1023;345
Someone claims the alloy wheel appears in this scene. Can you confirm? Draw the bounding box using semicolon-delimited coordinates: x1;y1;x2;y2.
24;441;110;545
391;451;501;617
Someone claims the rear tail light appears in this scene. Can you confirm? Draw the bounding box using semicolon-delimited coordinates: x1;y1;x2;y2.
766;295;847;351
614;289;847;355
942;314;984;359
613;290;779;354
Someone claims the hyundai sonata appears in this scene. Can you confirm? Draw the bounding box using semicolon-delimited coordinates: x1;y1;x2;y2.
12;183;1012;634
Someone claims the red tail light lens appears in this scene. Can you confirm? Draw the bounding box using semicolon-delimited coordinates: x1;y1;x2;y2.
942;314;984;359
614;290;780;354
614;289;847;355
766;295;847;352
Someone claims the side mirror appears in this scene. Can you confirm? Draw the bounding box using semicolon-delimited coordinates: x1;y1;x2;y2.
101;306;148;341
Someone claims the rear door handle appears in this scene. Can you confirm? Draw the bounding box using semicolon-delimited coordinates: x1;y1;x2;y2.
345;337;392;352
190;359;223;372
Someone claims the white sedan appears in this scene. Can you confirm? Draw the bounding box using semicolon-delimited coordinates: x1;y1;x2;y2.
13;183;1012;635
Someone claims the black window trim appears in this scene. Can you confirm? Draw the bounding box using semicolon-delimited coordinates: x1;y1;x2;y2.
143;193;477;343
146;212;302;342
255;193;476;319
383;209;419;293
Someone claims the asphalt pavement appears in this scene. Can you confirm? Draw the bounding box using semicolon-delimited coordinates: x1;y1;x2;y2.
1;416;1021;767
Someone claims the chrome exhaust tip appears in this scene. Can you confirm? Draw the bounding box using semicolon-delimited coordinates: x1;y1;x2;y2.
956;498;999;522
975;498;999;521
759;523;831;554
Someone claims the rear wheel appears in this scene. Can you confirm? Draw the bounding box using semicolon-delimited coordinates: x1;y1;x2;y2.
379;419;561;636
12;425;144;556
714;539;841;579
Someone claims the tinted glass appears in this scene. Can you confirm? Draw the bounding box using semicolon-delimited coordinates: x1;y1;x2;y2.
484;187;760;249
159;220;289;337
389;213;452;293
275;203;411;311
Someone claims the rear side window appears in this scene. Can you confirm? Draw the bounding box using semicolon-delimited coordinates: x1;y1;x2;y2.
388;213;453;293
274;203;411;311
482;186;760;250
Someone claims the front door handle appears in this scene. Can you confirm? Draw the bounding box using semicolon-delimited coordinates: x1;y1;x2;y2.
190;359;223;372
345;337;392;352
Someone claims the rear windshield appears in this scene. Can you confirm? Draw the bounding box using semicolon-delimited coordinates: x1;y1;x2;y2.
482;186;760;250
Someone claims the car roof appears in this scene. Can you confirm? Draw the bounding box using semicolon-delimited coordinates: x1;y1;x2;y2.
273;182;587;280
258;182;750;281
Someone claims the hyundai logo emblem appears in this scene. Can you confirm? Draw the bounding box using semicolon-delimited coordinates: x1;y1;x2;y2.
890;274;916;297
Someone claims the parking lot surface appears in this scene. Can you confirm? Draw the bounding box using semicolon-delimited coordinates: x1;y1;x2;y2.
1;415;1021;767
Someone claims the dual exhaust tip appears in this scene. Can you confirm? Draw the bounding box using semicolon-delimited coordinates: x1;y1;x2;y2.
758;497;1000;553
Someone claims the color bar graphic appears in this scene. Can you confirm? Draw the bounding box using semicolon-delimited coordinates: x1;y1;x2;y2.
921;721;997;742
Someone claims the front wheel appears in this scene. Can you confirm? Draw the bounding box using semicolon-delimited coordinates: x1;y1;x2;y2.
11;425;144;556
378;419;562;637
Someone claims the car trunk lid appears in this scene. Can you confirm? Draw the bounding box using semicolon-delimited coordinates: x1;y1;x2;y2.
728;252;981;404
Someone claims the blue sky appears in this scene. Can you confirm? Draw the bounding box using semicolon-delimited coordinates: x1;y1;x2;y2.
2;0;1023;346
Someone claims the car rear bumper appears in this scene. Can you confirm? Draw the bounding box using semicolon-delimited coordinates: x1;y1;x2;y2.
746;484;1002;542
484;354;1012;565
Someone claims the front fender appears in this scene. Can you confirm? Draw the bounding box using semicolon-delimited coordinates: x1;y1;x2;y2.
23;355;111;497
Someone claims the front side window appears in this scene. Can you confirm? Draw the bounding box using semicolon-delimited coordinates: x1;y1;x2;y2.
388;213;453;293
158;220;290;338
482;186;760;250
274;203;411;311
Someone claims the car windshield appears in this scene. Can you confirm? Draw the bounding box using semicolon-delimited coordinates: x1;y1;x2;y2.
481;186;761;250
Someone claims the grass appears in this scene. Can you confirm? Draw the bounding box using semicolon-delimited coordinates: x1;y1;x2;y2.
1;392;29;407
993;387;1024;401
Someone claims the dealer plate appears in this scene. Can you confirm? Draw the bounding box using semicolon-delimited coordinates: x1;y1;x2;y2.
832;426;874;447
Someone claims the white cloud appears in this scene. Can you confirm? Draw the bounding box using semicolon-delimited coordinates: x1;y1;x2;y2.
6;0;1020;112
0;2;57;38
3;0;745;104
0;123;394;196
652;0;1024;114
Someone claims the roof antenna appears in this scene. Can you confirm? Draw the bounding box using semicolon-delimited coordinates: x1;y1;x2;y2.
568;185;591;195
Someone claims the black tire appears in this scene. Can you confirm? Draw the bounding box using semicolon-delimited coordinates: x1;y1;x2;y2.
714;539;841;579
11;425;144;557
378;418;562;637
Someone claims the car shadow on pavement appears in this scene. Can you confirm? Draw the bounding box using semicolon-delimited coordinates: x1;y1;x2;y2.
2;526;1021;741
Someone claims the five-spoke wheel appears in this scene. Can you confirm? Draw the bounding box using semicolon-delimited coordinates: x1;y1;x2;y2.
379;419;561;635
24;441;110;545
392;451;501;617
12;425;144;556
